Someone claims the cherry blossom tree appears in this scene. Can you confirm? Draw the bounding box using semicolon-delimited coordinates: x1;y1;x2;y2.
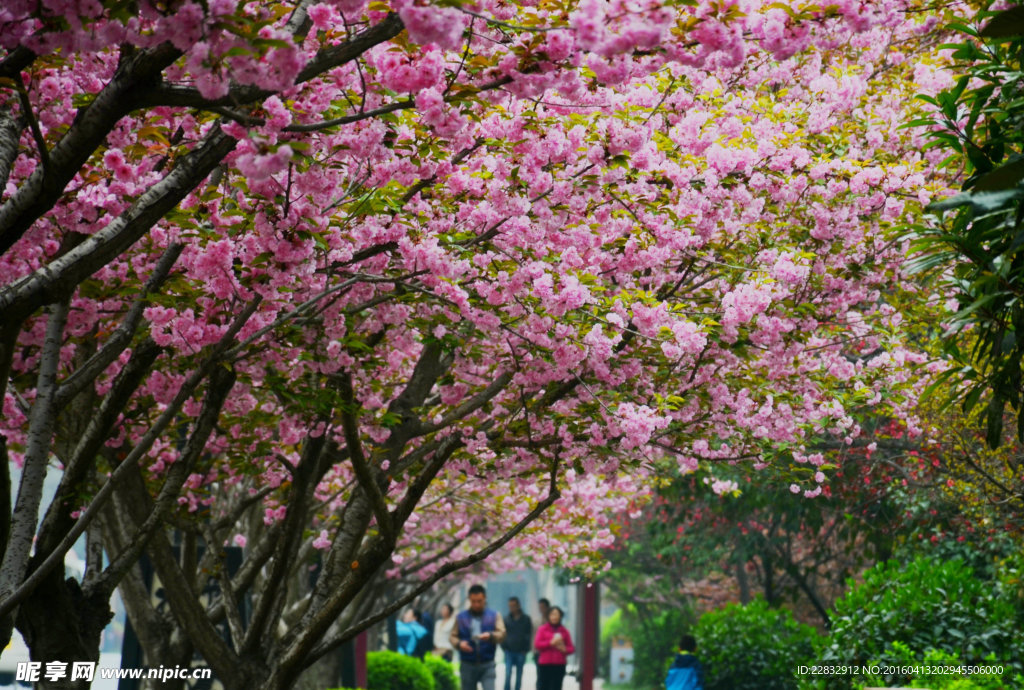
0;0;952;688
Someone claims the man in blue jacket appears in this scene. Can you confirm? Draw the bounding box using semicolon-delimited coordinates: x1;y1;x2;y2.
450;585;507;690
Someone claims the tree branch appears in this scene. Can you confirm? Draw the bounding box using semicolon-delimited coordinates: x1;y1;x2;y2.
15;74;48;169
0;299;258;619
205;521;282;625
0;322;20;451
90;364;237;597
208;100;417;132
0;42;183;254
0;300;67;607
398;137;485;205
0;111;23;194
0;46;36;81
106;540;173;666
52;242;183;410
337;371;393;539
0;436;11;591
142;14;405;110
418;371;513;435
82;520;104;590
379;340;451;461
197;520;247;652
301;459;562;666
240;433;329;657
144;522;246;685
287;432;466;669
392;433;464;526
0;123;236;321
224;278;361;359
36;337;163;557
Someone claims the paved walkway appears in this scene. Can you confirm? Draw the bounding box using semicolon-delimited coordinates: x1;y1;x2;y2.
491;662;602;690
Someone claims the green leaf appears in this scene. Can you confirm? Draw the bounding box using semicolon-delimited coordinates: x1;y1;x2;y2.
950;74;970;102
979;6;1024;39
962;384;984;415
967;145;994;174
929;189;1024;213
974;155;1024;191
986;397;1005;448
946;21;980;38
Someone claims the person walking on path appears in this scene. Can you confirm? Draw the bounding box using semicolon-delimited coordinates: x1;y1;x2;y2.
451;584;507;690
534;606;575;690
502;597;532;690
665;634;705;690
414;608;435;659
533;599;550;669
537;599;551;627
433;602;456;662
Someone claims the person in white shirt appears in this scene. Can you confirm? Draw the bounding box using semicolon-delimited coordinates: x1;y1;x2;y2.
433;602;456;661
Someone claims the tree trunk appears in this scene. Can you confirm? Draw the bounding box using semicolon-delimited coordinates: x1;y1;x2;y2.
16;569;112;690
762;553;776;605
0;435;11;649
735;559;751;604
292;651;343;690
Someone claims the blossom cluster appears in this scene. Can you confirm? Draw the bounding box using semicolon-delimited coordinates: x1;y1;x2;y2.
0;0;954;581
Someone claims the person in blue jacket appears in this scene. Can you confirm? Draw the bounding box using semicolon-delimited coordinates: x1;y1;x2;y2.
665;634;705;690
396;608;429;658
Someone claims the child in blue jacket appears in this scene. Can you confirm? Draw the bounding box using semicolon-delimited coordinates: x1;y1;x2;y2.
665;634;705;690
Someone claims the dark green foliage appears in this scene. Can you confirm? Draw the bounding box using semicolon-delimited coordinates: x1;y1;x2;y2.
365;650;436;690
597;605;693;689
821;556;1023;688
597;609;623;681
629;608;693;690
910;2;1024;446
422;654;457;690
694;598;819;690
894;528;1020;581
856;643;1021;690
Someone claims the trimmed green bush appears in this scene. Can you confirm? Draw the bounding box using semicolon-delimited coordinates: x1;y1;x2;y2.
822;556;1023;688
422;654;457;690
366;650;435;690
695;598;819;690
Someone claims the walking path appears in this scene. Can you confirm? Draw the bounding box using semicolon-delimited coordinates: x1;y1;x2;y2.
492;661;603;690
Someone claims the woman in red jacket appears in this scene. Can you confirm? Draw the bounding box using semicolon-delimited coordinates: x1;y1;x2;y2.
534;606;575;690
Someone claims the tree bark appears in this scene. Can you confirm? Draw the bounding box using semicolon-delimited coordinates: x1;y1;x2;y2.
0;301;67;647
735;559;751;605
16;570;113;690
0;111;23;194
